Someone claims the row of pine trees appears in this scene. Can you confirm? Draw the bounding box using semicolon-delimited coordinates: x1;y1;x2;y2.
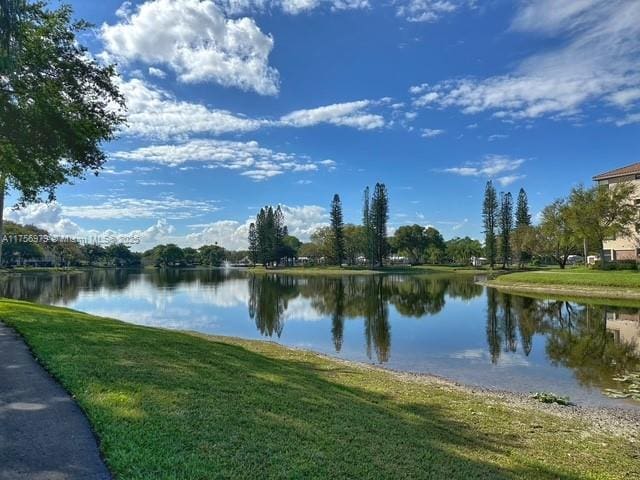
248;183;390;268
248;206;288;266
331;183;389;267
482;182;531;268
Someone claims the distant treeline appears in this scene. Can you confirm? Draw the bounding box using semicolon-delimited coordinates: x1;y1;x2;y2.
0;221;247;268
247;184;484;268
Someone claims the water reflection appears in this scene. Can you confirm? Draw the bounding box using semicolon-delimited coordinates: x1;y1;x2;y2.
249;275;298;338
1;269;639;406
485;290;639;384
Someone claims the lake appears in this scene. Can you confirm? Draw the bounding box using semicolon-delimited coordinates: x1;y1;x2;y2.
2;268;639;408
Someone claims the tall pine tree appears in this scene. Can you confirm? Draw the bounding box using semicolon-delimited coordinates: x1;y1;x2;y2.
248;223;258;265
274;205;286;261
250;205;289;266
514;188;532;266
482;181;498;268
370;183;389;268
499;192;513;268
330;194;345;265
363;186;374;268
515;188;531;227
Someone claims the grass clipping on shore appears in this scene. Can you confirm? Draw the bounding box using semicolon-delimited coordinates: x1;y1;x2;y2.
0;299;637;480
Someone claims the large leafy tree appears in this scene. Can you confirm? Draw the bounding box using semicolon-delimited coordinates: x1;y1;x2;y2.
105;244;139;267
343;224;366;265
0;1;125;263
392;224;427;264
537;199;579;269
330;193;345;265
424;226;445;264
1;220;44;265
308;226;333;260
445;236;483;264
567;183;637;264
198;244;225;267
281;234;301;262
482;181;498;268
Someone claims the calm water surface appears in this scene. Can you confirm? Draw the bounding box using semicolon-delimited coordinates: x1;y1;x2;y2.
3;269;640;408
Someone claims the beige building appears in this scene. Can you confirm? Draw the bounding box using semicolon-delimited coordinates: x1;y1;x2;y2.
606;311;640;355
593;162;640;262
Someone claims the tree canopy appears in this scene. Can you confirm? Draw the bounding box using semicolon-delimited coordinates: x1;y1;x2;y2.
567;183;638;263
0;1;125;263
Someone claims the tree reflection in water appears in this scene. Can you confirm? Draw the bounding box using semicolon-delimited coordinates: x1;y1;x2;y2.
2;269;639;394
248;275;298;338
247;274;484;364
485;290;640;390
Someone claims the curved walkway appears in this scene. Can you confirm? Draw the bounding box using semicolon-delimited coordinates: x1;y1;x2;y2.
0;323;111;480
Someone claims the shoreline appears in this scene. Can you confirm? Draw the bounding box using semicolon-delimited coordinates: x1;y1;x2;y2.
486;280;640;301
238;334;640;440
8;313;640;440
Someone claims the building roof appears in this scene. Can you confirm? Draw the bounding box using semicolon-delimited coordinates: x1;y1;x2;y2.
593;162;640;181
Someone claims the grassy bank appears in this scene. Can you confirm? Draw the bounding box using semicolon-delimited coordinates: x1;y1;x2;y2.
0;266;86;275
249;264;489;276
491;270;640;300
1;299;637;479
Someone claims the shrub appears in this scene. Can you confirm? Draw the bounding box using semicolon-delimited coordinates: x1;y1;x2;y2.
593;260;638;271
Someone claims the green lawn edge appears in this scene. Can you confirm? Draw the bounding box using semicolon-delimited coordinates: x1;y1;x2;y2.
490;270;640;301
1;298;637;479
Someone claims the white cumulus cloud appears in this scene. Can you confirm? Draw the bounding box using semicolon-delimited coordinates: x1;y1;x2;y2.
117;78;386;139
102;0;279;95
119;78;264;139
409;0;640;122
442;154;526;186
6;200;329;251
111;139;336;181
395;0;470;23
421;128;445;138
280;100;385;130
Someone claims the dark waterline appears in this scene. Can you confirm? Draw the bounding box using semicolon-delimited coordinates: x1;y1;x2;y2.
2;268;639;408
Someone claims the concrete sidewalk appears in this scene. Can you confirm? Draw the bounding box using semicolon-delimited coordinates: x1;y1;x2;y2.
0;322;111;480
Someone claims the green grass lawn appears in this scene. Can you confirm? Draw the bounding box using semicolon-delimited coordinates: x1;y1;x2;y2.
494;269;640;289
1;299;637;479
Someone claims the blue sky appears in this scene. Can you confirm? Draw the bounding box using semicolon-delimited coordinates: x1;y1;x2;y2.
6;0;640;250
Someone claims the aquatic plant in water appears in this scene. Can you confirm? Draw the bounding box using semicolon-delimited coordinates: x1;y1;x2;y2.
530;392;573;406
603;372;640;400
